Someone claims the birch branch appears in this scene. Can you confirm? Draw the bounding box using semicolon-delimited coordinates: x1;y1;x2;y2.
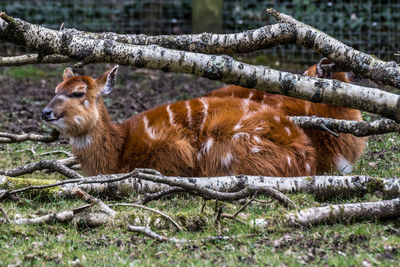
0;204;90;225
2;168;399;201
289;116;400;137
0;129;59;143
0;13;399;121
254;198;400;228
0;54;72;66
266;8;400;89
0;159;83;179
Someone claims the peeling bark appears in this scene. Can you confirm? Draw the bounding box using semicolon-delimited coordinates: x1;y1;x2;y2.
266;8;400;89
289;116;400;137
1;171;399;200
254;198;400;228
0;129;59;143
0;13;399;121
61;23;295;55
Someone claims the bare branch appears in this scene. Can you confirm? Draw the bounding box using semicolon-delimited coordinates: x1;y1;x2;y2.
0;204;91;225
72;188;116;217
110;203;184;231
289;116;400;137
0;206;11;223
0;129;59;143
0;13;399;121
140;186;186;205
266;8;400;88
0;54;72;66
254;198;400;228
0;159;83;179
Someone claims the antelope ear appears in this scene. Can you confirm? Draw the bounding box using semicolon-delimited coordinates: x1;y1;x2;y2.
97;66;119;96
63;67;74;80
316;58;335;78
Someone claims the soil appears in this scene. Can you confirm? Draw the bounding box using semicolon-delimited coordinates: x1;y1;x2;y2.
0;65;224;134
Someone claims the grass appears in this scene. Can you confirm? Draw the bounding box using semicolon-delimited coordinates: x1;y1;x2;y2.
0;131;399;266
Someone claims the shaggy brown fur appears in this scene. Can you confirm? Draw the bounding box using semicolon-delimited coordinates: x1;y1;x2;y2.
207;58;367;174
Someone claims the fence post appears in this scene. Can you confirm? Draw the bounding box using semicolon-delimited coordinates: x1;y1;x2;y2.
192;0;223;33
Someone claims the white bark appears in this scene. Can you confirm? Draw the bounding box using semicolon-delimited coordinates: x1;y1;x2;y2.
0;13;399;121
254;198;400;228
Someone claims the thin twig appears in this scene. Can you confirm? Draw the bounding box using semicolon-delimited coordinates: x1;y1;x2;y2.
0;206;11;223
110;203;184;231
140;186;186;204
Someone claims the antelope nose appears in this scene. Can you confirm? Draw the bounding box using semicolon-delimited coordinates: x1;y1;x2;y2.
41;108;53;120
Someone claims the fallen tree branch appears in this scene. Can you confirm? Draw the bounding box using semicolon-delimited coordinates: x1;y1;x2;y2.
254;198;400;228
110;203;184;231
140;186;186;205
289;116;400;137
2;170;399;200
133;171;296;209
0;54;72;66
0;204;91;225
0;159;83;179
0;13;399;121
266;8;400;89
0;129;59;143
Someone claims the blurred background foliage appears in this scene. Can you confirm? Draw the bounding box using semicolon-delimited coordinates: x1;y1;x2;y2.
1;0;399;64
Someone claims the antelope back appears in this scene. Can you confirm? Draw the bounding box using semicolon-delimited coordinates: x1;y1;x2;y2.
207;58;367;174
119;96;317;177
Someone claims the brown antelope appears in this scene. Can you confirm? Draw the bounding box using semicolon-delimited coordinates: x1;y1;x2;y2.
207;58;367;174
42;66;316;177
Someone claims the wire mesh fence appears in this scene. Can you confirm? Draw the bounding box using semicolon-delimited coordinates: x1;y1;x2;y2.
1;0;399;63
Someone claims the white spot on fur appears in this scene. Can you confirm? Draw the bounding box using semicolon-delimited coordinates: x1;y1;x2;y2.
252;135;261;144
233;132;250;140
84;100;90;108
202;138;214;153
197;152;202;161
273;116;280;123
287;155;292;166
70;135;92;150
335;155;352;174
166;104;175;127
221;152;233;167
301;151;306;158
242;99;250;113
251;146;261;153
233;122;242;131
284;127;292;136
199;97;208;131
305;163;311;174
73;116;84;125
305;102;310;116
255;127;264;131
185;101;192;127
248;91;253;100
57;95;67;101
277;103;282;108
143;116;157;140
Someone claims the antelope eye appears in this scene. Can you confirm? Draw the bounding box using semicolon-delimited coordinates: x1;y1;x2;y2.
68;92;85;98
